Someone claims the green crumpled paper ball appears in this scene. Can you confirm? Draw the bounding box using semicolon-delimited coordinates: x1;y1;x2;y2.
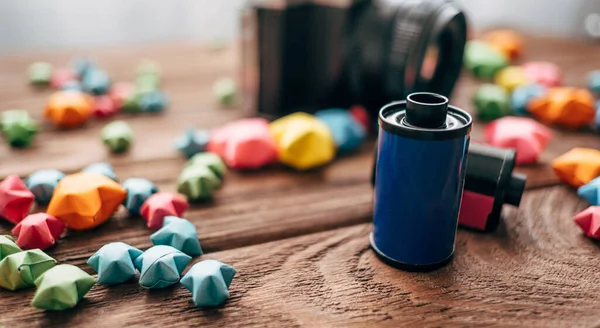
0;235;22;261
31;264;96;311
0;249;56;291
101;120;134;153
473;84;511;121
0;109;38;148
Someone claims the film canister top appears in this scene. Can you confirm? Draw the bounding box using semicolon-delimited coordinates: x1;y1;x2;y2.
372;92;472;271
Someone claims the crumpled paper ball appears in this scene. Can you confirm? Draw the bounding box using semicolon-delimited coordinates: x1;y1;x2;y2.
0;235;22;261
92;95;118;118
552;148;600;187
82;162;117;181
494;66;528;91
269;112;336;170
573;206;600;239
26;169;66;205
481;29;524;61
522;61;562;87
463;41;508;80
0;175;35;225
315;108;366;154
12;213;66;250
28;62;53;86
47;172;127;230
473;84;510;121
175;128;210;159
213;78;237;106
0;249;56;291
587;70;600;94
31;264;96;311
134;245;191;289
139;90;168;113
186;152;227;180
181;260;236;307
87;242;143;285
140;192;189;230
509;83;546;115
82;69;111;96
578;177;600;206
207;118;278;169
122;177;158;215
44;90;93;128
484;116;553;165
110;82;135;110
150;216;202;256
528;87;595;129
50;68;77;89
101;120;134;154
0;109;38;148
177;165;221;202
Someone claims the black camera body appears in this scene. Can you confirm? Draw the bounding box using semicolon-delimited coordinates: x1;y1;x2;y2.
241;0;468;120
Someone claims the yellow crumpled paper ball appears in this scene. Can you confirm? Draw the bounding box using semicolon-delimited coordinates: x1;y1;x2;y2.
269;112;335;170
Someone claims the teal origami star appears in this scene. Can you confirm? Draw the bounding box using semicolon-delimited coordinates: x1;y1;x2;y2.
82;162;117;181
174;128;210;159
88;242;143;285
82;69;111;95
578;177;600;206
26;169;66;205
139;90;168;113
150;216;202;256
122;177;158;215
134;245;191;289
181;260;236;307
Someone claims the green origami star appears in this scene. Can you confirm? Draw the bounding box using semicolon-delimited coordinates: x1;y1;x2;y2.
0;109;38;148
0;249;56;291
185;152;227;180
177;165;221;201
0;235;22;261
101;120;134;153
32;264;96;311
28;62;53;86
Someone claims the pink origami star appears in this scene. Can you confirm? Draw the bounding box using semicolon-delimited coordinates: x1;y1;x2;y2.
484;116;553;165
573;206;600;239
0;175;35;224
92;95;118;118
12;213;66;250
140;192;189;230
522;61;562;87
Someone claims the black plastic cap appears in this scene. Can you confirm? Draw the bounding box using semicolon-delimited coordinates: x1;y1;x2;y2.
505;173;526;207
405;92;449;128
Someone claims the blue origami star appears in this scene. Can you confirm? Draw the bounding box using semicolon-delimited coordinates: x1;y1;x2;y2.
121;178;158;215
82;69;111;95
87;242;143;285
72;57;96;80
134;245;191;289
139;90;169;113
82;162;117;181
510;83;546;115
174;128;210;159
25;169;66;205
578;176;600;206
150;216;202;256
181;260;236;307
315;108;366;154
60;80;83;92
595;101;599;130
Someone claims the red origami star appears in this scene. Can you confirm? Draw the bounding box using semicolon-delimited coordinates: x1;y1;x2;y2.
12;213;66;250
484;116;553;165
140;192;189;230
573;206;600;239
0;175;35;224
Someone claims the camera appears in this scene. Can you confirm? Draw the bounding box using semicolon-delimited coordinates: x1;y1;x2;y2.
240;0;468;120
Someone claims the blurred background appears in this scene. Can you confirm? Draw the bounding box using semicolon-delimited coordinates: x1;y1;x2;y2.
1;0;599;52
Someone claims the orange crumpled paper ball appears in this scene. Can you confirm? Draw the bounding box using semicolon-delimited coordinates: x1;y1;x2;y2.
46;172;127;230
481;29;524;61
552;148;600;187
527;87;595;129
44;90;93;128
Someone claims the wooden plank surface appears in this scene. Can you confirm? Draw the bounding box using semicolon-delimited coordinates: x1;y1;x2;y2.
0;35;599;327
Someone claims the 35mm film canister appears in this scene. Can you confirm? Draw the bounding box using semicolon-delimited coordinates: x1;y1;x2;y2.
372;92;472;271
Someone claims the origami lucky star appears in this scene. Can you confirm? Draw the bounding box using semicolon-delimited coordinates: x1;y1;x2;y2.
494;66;528;92
0;175;35;224
28;62;53;86
175;128;210;159
50;68;77;89
60;80;83;92
177;165;221;202
137;59;161;77
134;245;191;289
122;177;159;215
207;118;278;169
186;152;227;180
72;57;96;80
87;242;143;285
589;70;600;94
82;69;111;96
573;206;600;239
82;162;117;181
552;148;600;187
0;109;38;148
349;105;371;132
12;213;66;250
522;61;562;87
315;108;366;154
45;90;93;128
0;235;22;261
463;41;508;80
269;112;336;170
578;177;600;206
484;116;553;165
180;260;236;307
150;216;202;256
136;74;161;93
31;264;96;311
472;84;510;121
528;87;595;129
140;192;189;230
47;172;127;230
510;83;546;116
139;90;168;113
26;169;66;205
0;249;56;291
92;95;118;118
481;29;524;61
213;78;237;106
109;82;135;110
101;120;134;154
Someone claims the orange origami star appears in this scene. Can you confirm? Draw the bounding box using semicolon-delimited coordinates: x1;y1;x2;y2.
481;29;524;61
552;148;600;187
527;87;595;129
44;91;93;128
46;172;126;230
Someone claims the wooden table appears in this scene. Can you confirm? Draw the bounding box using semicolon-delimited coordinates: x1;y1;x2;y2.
0;36;599;328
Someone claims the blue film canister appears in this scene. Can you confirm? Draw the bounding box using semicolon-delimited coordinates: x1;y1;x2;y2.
371;92;472;271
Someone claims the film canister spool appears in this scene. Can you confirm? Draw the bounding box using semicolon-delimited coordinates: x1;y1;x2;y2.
371;92;472;271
